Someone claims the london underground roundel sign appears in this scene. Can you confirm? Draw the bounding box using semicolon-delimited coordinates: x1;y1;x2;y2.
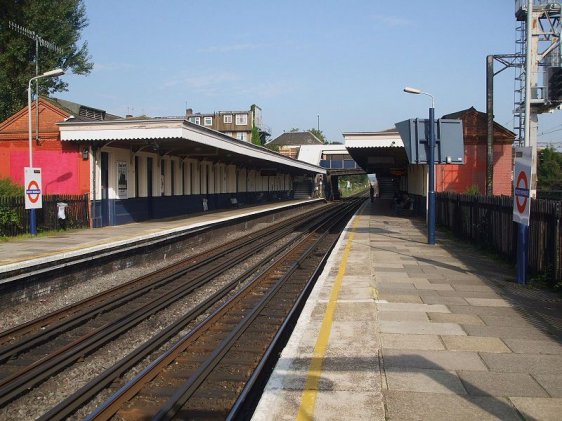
513;147;531;226
24;167;42;210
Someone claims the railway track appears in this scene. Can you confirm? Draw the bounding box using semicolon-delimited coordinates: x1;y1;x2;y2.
0;197;364;419
82;197;363;420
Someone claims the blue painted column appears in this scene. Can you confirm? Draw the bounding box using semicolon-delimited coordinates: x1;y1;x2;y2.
516;223;528;284
427;107;436;245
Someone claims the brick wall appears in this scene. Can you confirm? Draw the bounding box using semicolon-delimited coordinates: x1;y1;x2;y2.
0;99;89;194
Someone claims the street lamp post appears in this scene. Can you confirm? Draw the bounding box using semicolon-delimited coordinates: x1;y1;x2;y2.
403;86;436;245
27;68;64;235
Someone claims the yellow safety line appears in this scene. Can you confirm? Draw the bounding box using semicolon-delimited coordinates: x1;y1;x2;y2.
296;216;359;420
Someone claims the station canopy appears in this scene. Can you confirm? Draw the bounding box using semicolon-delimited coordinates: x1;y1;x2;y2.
59;118;325;176
343;130;409;177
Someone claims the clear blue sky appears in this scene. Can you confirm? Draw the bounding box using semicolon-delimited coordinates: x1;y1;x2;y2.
56;0;562;148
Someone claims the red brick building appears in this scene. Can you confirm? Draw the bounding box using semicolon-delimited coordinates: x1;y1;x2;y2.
0;97;118;195
437;107;515;196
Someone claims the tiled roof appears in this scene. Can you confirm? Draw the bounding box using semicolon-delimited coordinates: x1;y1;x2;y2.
44;97;122;121
268;131;323;146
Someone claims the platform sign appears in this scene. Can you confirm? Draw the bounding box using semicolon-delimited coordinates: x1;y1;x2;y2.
394;118;464;164
24;167;42;209
513;147;531;226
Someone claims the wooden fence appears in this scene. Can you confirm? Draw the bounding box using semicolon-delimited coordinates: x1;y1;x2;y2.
436;192;562;285
0;194;89;237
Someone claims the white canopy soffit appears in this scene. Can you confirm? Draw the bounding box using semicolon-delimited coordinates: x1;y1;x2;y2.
59;119;326;175
343;130;408;176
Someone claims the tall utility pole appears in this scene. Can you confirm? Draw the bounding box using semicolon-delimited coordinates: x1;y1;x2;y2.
514;0;562;195
486;54;524;196
8;21;63;142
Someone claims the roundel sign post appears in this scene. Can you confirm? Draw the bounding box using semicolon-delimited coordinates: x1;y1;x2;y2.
513;147;531;226
24;167;42;210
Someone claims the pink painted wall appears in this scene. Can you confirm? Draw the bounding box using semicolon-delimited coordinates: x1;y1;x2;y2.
10;150;81;195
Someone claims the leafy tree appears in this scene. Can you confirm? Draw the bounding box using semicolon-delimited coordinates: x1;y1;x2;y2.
251;125;261;146
309;128;327;144
538;146;562;191
0;0;93;121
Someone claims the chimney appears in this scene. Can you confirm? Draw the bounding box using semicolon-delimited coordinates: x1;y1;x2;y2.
186;108;193;116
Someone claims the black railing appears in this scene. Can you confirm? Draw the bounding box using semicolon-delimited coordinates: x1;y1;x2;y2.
436;192;562;285
0;194;89;237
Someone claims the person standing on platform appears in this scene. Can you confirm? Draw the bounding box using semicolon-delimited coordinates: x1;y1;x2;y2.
370;184;375;203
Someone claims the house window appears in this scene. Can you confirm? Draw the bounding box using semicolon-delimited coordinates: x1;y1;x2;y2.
236;132;247;141
189;116;201;125
235;114;248;125
223;114;232;124
204;116;212;126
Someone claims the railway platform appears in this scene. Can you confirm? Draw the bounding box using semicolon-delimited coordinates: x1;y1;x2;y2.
253;199;562;421
0;199;322;283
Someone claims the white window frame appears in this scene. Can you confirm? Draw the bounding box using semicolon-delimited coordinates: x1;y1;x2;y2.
203;116;213;126
193;116;201;125
223;114;233;124
235;114;248;125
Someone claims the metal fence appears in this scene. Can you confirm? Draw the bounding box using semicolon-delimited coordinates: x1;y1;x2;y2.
436;192;562;285
0;194;89;237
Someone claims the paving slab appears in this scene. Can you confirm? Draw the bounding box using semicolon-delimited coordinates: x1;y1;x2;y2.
379;320;466;336
376;302;450;313
477;314;538;328
532;373;562;397
384;391;521;421
441;335;511;353
509;397;562;421
378;311;429;322
447;305;522;317
382;349;487;371
380;333;445;351
377;294;423;303
463;325;553;340
464;297;512;307
427;312;485;325
384;367;467;394
458;371;549;397
503;338;562;354
479;353;562;374
420;295;469;305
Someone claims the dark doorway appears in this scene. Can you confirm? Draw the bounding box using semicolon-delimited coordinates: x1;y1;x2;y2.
147;157;153;219
101;152;109;226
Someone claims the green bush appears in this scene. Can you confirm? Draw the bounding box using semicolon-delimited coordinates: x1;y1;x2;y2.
0;178;23;196
0;206;22;236
465;184;480;195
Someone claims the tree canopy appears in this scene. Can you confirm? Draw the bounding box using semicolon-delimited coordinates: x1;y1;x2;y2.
0;0;93;121
538;146;562;191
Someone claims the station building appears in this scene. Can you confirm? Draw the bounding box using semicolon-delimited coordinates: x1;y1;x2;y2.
0;98;325;228
58;117;325;227
344;107;515;199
